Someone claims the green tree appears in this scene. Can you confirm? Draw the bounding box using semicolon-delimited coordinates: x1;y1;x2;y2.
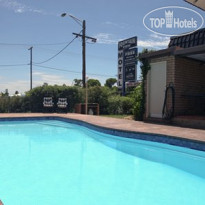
105;78;117;88
1;89;9;97
15;91;19;95
87;79;101;87
73;79;83;87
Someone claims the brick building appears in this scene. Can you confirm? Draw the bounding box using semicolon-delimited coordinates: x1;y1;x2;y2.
139;28;205;127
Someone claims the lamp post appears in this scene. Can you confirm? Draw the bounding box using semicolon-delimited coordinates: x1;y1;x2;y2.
61;12;96;88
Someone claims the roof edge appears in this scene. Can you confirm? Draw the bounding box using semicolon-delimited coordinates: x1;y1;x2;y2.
174;44;205;56
139;46;181;59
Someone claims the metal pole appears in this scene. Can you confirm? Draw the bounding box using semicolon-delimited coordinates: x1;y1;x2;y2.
82;20;86;88
122;68;126;96
28;47;33;90
122;50;126;96
85;77;88;115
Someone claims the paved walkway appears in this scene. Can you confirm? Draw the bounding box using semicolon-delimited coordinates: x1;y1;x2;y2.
0;113;205;143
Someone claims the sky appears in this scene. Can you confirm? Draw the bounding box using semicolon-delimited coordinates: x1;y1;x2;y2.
0;0;204;94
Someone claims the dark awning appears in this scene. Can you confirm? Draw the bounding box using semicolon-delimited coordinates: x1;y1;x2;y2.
174;44;205;62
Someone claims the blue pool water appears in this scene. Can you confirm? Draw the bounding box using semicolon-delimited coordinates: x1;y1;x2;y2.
0;120;205;205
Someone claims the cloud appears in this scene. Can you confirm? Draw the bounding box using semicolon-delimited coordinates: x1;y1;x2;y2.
138;40;169;48
0;72;72;95
0;0;50;15
95;32;169;48
0;0;28;13
95;33;120;45
103;21;130;29
33;71;72;86
149;33;170;41
138;34;170;48
0;79;29;95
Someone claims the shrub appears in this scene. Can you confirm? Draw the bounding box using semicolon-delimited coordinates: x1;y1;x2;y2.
121;97;134;114
131;85;143;120
107;95;134;115
9;96;25;113
0;96;30;113
0;96;10;113
107;95;123;114
88;86;109;114
26;85;83;112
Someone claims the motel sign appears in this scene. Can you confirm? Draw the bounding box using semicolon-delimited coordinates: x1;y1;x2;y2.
117;37;137;95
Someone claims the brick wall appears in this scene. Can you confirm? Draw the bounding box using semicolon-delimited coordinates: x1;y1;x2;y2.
174;57;205;115
144;55;205;119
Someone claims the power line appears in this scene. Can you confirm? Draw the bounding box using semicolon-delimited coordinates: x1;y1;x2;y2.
33;64;81;74
0;36;78;67
34;46;116;62
33;64;115;78
34;34;81;65
0;67;28;70
0;64;28;67
0;30;83;47
0;42;72;46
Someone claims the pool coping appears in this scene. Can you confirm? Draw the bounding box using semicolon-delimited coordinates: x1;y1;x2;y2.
0;113;205;152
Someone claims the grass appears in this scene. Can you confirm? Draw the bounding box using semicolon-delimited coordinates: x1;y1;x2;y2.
101;114;134;120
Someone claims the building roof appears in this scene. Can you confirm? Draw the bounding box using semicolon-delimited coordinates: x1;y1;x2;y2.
139;44;205;63
139;28;205;63
169;28;205;48
184;0;205;11
139;47;178;59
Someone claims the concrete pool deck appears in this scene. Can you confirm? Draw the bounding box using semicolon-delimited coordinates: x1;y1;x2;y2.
0;113;205;143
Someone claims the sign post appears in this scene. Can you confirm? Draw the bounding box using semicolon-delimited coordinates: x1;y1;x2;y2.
117;37;137;95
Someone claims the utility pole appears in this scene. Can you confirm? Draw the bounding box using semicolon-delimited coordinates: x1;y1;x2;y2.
73;24;96;88
82;20;86;89
61;12;97;88
28;47;33;90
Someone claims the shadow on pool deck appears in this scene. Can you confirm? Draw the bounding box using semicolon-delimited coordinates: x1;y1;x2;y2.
0;113;204;143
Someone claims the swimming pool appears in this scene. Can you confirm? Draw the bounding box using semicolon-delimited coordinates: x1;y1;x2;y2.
0;119;205;205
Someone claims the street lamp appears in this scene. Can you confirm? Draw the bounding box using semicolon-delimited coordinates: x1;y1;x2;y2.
61;13;83;25
61;12;96;88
